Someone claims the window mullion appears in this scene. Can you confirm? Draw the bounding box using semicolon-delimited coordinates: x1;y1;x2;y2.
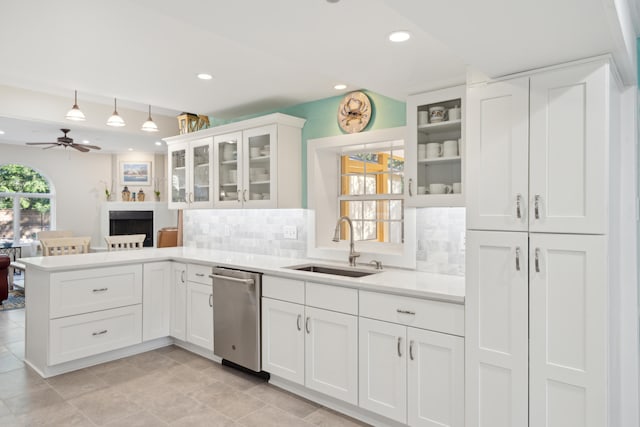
13;195;20;243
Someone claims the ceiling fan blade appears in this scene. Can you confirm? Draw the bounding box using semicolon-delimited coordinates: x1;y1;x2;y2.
80;144;102;150
43;145;60;150
70;144;90;153
26;142;58;145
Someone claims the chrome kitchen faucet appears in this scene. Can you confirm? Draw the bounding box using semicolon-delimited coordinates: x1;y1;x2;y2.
332;216;360;267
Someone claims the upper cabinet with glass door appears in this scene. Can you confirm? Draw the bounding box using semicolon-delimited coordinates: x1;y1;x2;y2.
405;85;465;207
167;138;213;209
165;113;306;210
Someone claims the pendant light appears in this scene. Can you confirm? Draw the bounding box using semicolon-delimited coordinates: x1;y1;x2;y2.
106;98;126;127
65;90;86;121
141;105;159;132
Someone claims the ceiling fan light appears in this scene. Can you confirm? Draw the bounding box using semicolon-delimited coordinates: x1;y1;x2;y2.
141;105;159;132
65;90;86;121
106;98;126;127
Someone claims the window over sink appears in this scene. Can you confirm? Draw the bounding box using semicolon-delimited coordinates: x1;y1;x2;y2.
307;127;415;269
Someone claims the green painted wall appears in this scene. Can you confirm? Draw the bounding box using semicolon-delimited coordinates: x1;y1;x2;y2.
211;90;406;207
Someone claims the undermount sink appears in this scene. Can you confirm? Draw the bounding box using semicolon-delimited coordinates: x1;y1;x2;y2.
285;263;378;278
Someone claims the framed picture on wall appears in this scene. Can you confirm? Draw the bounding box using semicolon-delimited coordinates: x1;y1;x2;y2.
120;161;152;185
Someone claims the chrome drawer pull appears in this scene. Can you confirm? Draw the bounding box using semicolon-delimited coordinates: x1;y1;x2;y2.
195;273;205;277
92;330;108;336
305;317;311;334
92;288;108;293
396;309;415;315
409;340;415;360
296;314;302;331
397;337;402;357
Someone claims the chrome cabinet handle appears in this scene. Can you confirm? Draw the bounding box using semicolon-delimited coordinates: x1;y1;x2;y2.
297;314;302;331
396;309;415;315
195;273;205;277
534;195;541;219
516;194;522;219
535;248;541;273
305;317;311;334
209;294;213;307
408;178;413;197
92;330;108;336
409;340;415;360
243;189;248;202
92;288;108;293
515;247;521;271
397;337;402;357
237;190;242;202
180;270;185;283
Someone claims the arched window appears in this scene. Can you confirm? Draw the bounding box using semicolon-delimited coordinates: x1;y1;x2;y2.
0;164;55;243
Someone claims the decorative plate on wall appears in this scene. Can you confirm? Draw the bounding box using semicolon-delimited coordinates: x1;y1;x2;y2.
338;91;372;133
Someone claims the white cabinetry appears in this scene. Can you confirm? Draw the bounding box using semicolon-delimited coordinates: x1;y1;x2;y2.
359;293;464;427
185;264;213;350
170;263;187;341
142;262;171;341
167;137;213;209
165;113;306;210
467;61;607;233
465;59;623;427
406;85;465;207
261;277;359;406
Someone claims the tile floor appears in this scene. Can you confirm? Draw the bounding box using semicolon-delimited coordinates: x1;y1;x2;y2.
0;308;369;426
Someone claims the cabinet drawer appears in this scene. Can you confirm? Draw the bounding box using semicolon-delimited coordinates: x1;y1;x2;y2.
306;282;358;315
50;265;143;318
359;291;464;336
49;305;142;365
187;264;212;284
263;276;304;304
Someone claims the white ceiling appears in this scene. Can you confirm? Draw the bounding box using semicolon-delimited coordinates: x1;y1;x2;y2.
0;0;637;153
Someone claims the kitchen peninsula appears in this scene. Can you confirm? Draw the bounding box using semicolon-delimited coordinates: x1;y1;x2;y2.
20;247;465;427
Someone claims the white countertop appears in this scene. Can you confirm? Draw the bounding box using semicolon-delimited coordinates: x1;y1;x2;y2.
19;247;465;304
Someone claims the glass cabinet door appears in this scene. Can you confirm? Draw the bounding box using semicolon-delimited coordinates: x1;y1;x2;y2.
244;125;276;207
214;132;242;207
190;140;212;207
169;144;188;208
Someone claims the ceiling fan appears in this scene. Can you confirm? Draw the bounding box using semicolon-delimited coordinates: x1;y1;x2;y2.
26;128;101;152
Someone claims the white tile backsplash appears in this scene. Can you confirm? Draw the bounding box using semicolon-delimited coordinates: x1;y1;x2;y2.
184;207;465;276
415;207;465;276
183;209;308;258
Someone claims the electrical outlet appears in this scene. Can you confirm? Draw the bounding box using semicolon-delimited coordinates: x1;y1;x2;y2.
283;225;297;240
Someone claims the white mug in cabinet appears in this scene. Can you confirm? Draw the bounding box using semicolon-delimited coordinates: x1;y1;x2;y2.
448;106;461;121
417;186;427;195
453;182;462;194
418;144;427;159
250;147;261;158
428;106;446;123
443;140;458;157
426;142;442;159
418;111;429;125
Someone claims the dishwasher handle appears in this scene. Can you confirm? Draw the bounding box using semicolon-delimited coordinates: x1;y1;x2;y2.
209;274;255;286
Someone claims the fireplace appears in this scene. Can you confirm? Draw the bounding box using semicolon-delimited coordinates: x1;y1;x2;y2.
109;210;153;247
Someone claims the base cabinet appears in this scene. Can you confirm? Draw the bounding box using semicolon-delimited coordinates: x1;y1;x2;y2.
142;262;171;341
170;263;187;341
359;317;464;426
186;282;213;350
262;297;359;405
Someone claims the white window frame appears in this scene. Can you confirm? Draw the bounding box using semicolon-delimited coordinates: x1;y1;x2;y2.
307;127;416;269
0;166;56;244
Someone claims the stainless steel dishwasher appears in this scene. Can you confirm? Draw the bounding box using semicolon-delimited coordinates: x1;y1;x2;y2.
209;266;262;372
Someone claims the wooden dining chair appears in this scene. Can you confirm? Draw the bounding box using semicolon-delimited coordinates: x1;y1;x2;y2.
104;234;146;251
40;237;91;256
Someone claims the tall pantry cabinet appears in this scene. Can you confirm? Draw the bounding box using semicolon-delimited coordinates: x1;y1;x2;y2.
465;59;624;426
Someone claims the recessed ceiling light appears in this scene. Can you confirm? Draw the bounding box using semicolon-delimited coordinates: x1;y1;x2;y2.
334;84;347;90
197;73;213;80
0;130;5;135
389;31;411;42
128;148;134;151
155;141;162;146
82;140;90;144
